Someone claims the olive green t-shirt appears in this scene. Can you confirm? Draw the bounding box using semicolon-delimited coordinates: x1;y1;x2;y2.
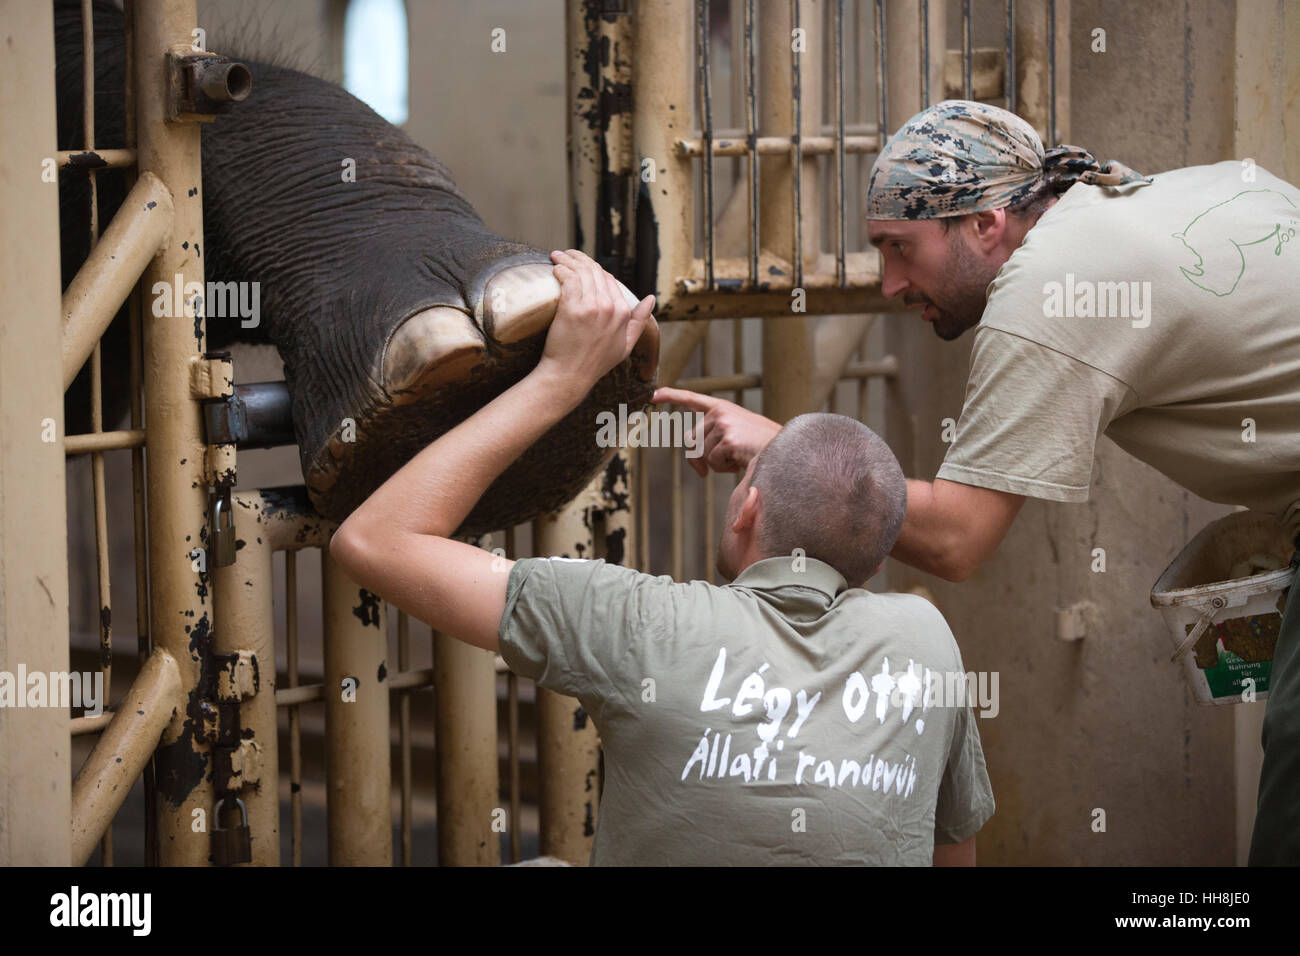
498;554;995;866
937;162;1300;536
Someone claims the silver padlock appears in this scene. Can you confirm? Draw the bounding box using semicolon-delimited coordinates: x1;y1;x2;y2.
211;796;251;866
212;492;236;568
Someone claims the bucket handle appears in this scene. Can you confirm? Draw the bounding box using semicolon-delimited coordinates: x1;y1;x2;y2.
1170;607;1220;663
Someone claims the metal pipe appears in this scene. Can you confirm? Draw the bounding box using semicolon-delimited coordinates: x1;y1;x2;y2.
1013;0;1069;143
834;0;846;287
57;148;138;170
505;526;521;863
119;0;157;865
696;0;715;290
676;134;881;157
397;610;412;866
433;630;500;865
133;0;217;866
920;0;930;105
61;172;173;391
532;495;602;864
744;0;758;288
322;550;392;865
286;548;302;866
875;0;887;135
674;372;762;393
70;649;182;866
963;0;974;100
72;712;115;735
1005;0;1016;110
213;494;282;865
64;428;146;454
634;0;695;327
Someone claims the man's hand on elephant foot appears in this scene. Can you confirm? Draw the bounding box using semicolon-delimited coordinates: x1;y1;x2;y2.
304;255;660;537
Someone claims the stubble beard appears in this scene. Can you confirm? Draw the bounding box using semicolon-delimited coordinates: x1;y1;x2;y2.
926;228;1000;341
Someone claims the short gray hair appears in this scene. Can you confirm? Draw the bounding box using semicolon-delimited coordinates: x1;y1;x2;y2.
749;413;907;586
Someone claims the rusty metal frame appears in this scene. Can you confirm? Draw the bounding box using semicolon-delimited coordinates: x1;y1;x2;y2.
1;0;1073;868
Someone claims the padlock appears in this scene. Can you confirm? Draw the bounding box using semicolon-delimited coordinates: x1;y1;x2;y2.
212;491;236;568
211;796;251;866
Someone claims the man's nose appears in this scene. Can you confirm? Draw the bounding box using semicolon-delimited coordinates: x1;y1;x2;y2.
879;263;907;300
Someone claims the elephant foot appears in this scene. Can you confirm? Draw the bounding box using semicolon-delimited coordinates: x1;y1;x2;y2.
298;255;659;537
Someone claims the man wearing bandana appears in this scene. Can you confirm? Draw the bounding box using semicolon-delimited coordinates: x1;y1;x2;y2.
655;99;1300;865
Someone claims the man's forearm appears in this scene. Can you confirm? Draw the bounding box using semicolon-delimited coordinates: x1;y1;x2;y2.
339;366;585;541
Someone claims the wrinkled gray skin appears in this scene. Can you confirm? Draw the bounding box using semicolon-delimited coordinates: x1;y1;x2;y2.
58;0;654;536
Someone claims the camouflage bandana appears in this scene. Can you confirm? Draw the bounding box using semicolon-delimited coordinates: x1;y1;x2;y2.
866;99;1150;220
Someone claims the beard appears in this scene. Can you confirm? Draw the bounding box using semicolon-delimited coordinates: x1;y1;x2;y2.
908;227;1000;341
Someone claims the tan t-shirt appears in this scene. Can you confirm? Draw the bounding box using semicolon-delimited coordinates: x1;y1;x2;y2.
499;554;995;866
937;161;1300;536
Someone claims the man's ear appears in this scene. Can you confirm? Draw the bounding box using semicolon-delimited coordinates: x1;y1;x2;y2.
733;485;761;534
970;208;1006;252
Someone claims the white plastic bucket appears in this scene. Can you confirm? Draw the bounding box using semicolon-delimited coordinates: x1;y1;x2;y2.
1150;511;1296;705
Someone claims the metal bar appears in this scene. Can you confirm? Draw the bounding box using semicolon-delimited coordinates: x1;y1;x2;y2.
389;667;435;690
72;712;115;735
61;172;173;391
213;492;282;865
1005;0;1016;110
70;649;181;866
672;437;684;580
744;0;758;288
676;134;883;158
277;683;324;707
665;282;894;319
504;527;520;862
635;0;699;330
675;372;762;393
286;548;302;867
696;0;715;290
790;0;803;291
121;0;155;867
433;631;500;865
637;446;649;570
1047;0;1057;141
841;356;900;379
875;0;887;135
963;0;974;100
1013;0;1067;142
57;148;137;170
397;610;412;866
64;428;147;454
133;0;215;866
733;319;744;405
702;328;715;578
921;0;930;105
507;669;521;863
79;0;115;865
834;0;846;287
532;495;602;864
322;551;392;865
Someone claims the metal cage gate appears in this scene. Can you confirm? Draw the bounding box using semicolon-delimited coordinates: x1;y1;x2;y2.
0;0;1063;866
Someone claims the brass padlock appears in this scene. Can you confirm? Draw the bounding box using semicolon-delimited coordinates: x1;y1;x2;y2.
211;796;251;866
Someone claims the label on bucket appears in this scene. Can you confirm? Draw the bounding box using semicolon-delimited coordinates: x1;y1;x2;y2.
1189;613;1279;700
